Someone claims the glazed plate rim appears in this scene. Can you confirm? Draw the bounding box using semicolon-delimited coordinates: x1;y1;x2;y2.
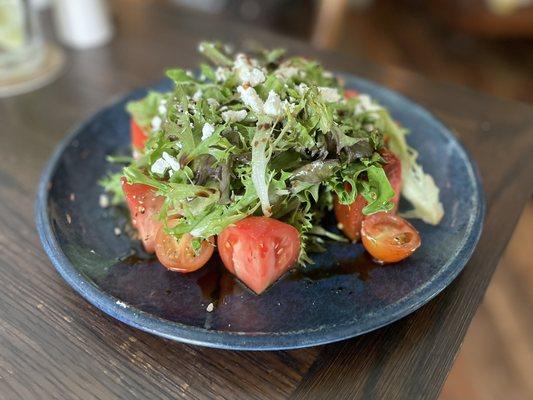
35;74;485;350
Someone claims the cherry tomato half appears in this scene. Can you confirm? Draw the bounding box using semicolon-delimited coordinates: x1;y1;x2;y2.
121;177;164;253
361;213;421;263
130;119;149;151
344;89;359;99
217;216;301;294
155;220;214;273
334;193;367;242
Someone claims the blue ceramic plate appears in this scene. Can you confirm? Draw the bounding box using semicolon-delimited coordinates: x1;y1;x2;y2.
36;75;484;350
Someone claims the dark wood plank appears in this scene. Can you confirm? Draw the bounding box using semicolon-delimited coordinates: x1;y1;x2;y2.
0;1;532;399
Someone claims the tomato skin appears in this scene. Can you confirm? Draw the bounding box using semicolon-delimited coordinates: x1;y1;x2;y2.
131;119;149;151
334;148;402;241
217;217;301;294
361;213;421;263
120;177;164;253
334;194;367;241
155;221;214;273
344;89;359;99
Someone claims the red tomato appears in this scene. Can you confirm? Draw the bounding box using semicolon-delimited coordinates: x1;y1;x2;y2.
121;177;164;253
361;213;421;263
155;220;214;272
130;119;149;151
217;217;301;294
334;193;366;242
381;148;402;211
334;148;402;241
344;89;359;99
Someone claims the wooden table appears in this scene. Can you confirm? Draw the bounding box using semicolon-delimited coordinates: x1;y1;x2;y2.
1;2;532;399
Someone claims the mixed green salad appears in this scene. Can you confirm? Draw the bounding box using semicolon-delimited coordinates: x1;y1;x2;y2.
102;42;443;294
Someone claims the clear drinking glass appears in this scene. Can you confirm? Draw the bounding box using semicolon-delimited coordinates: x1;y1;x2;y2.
0;0;44;77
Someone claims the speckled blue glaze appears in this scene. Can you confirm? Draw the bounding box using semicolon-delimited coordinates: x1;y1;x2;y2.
36;75;485;350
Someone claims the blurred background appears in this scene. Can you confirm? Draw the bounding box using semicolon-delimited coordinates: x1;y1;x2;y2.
2;0;532;398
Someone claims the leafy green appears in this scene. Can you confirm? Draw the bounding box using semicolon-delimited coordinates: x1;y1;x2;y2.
126;91;167;128
110;42;443;264
380;111;444;224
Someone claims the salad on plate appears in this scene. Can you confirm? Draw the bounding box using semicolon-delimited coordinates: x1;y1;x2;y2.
101;42;444;294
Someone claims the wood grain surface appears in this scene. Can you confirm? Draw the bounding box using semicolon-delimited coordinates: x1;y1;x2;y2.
0;1;532;399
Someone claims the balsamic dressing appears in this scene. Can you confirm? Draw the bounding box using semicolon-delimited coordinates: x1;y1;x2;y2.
288;252;383;282
116;245;384;309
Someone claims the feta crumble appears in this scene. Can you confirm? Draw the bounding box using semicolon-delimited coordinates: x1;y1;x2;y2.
206;303;214;312
275;65;299;80
207;98;219;107
151;157;170;175
192;89;203;102
221;109;247;123
234;54;265;87
354;94;382;115
161;151;181;171
215;67;231;82
318;87;341;102
237;86;264;114
151;115;162;131
263;90;283;117
296;83;309;96
158;99;167;115
201;122;215;140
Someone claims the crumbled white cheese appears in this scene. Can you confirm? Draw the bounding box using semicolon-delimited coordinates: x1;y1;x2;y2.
151;157;170;175
354;94;382;115
241;67;265;87
206;302;214;312
263;90;283;117
275;64;299;79
158;99;167;115
296;83;309;96
114;227;122;236
99;194;110;208
215;67;231;82
222;109;247;123
318;87;341;102
207;98;219;108
186;70;194;78
237;86;264;113
151;115;162;131
201;122;215;140
281;99;296;114
323;70;333;78
161;151;181;171
192;89;203;102
233;54;265;86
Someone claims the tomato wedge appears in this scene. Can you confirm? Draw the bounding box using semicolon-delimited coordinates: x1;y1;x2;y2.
121;177;164;253
155;220;214;272
361;213;421;263
334;193;366;241
344;89;359;99
334;148;402;241
217;217;301;294
130;119;149;151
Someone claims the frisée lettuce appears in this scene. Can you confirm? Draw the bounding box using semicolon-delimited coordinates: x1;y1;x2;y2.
102;42;444;263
